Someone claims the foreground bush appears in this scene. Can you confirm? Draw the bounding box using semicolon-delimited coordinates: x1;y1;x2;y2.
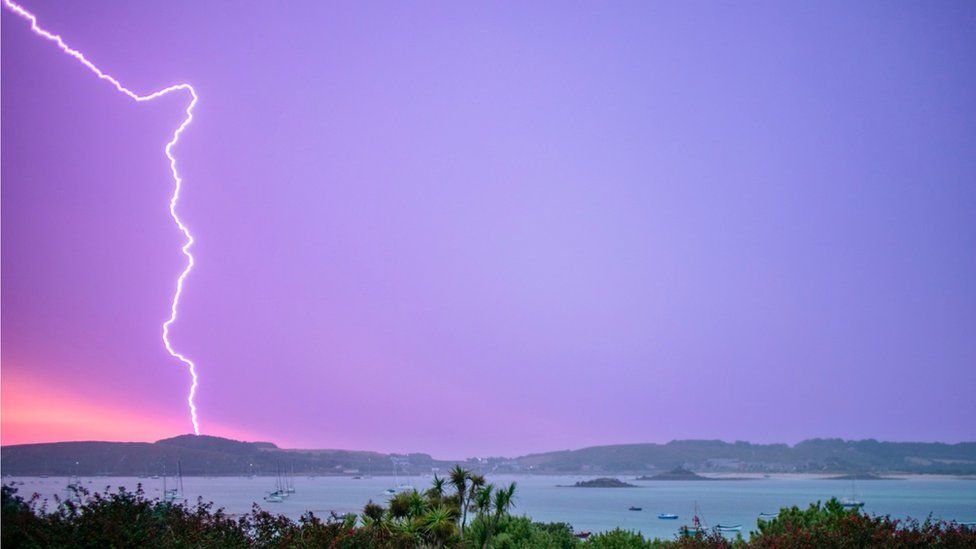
3;481;974;548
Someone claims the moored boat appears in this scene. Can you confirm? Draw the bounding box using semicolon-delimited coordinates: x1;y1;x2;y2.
841;498;865;509
658;513;679;520
841;479;865;508
680;503;708;537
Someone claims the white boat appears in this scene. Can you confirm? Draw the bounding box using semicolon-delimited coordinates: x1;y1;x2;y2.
841;498;865;509
716;524;742;532
658;513;679;520
162;461;184;503
841;479;865;508
386;458;415;494
268;462;292;498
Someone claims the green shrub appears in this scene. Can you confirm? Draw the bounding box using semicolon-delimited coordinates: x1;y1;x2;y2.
4;483;974;548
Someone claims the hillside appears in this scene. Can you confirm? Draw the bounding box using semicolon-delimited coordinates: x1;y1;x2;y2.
514;439;976;475
3;436;975;476
0;435;447;476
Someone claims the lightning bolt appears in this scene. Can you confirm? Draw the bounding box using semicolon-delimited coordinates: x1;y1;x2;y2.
4;0;202;434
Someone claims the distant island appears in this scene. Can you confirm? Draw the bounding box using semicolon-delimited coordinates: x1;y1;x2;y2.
636;467;712;481
2;435;975;476
567;477;636;488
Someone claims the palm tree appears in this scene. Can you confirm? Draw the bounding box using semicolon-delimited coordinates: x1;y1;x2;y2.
426;474;446;505
388;491;412;521
449;465;472;535
362;500;386;525
492;482;517;526
474;484;493;518
471;482;518;548
470;473;486;489
422;505;457;547
407;490;428;518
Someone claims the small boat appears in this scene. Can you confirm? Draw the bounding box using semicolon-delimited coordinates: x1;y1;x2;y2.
758;512;778;520
574;531;591;539
841;479;865;508
716;524;742;532
386;457;416;494
264;493;284;503
270;463;292;498
162;461;185;503
385;484;414;494
841;498;865;509
628;506;642;511
658;513;679;520
680;503;707;537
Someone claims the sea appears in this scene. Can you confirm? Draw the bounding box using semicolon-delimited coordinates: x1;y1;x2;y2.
6;475;975;540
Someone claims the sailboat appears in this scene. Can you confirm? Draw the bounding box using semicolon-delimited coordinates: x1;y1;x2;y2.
841;479;865;509
680;502;708;537
386;458;415;494
283;463;296;494
263;462;291;501
163;461;184;503
64;466;84;506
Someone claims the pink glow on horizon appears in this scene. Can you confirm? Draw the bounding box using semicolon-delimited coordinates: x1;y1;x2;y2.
0;370;260;446
1;0;202;435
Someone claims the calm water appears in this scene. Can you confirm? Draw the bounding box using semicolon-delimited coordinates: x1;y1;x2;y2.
7;475;975;540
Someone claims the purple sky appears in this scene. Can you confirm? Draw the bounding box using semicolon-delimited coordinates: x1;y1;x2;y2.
2;1;975;457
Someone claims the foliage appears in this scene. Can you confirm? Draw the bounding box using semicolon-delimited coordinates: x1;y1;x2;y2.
3;481;974;548
751;499;976;548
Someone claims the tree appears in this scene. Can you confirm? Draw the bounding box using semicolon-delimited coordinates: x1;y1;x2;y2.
449;465;473;536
